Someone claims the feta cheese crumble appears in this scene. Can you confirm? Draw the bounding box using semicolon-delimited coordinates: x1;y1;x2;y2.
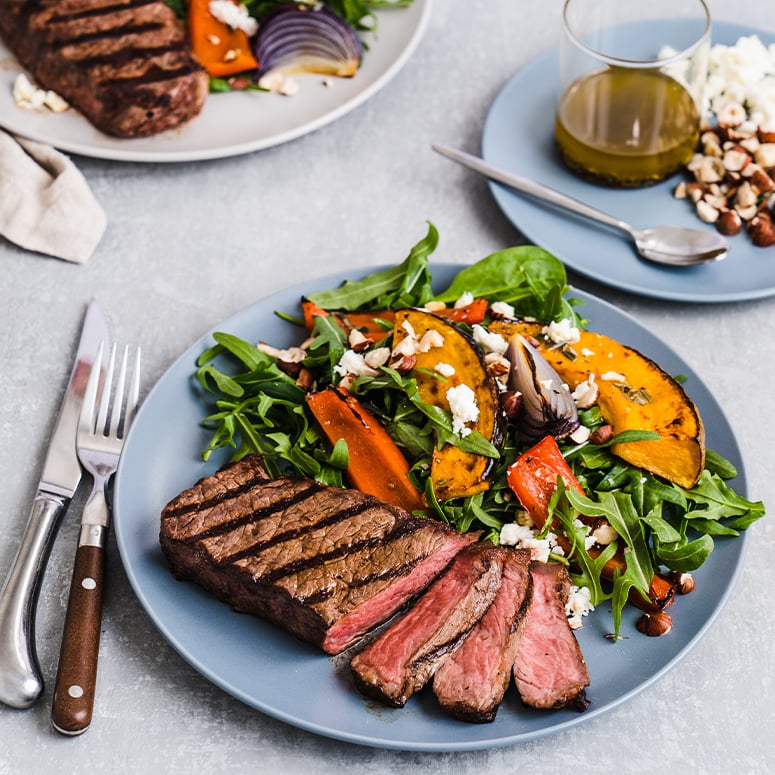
542;318;581;346
434;362;456;377
446;384;479;437
208;0;258;36
571;373;599;408
333;350;379;378
565;585;594;629
453;292;474;308
490;300;516;318
472;324;508;355
498;523;564;563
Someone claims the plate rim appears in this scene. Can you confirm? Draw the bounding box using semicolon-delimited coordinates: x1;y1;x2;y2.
113;266;750;751
481;20;775;303
0;0;432;163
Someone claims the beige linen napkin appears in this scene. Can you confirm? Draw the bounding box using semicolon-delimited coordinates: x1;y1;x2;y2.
0;129;106;263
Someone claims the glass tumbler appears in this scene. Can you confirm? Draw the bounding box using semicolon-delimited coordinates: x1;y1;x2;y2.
555;0;711;187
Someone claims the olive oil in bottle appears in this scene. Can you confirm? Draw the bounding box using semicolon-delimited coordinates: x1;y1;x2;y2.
555;67;700;187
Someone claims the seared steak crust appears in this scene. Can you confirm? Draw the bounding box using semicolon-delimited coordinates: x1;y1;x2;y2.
432;548;533;722
0;0;208;137
513;561;590;711
350;543;505;708
160;455;473;655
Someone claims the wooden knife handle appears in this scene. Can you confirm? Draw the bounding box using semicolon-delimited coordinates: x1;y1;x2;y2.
51;532;106;736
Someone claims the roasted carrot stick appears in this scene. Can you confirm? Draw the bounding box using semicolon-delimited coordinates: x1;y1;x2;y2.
307;387;426;513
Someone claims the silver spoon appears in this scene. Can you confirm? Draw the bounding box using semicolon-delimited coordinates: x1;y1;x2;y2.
433;144;729;267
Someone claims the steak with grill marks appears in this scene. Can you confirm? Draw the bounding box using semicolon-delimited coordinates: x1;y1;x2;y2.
432;547;532;722
160;455;474;655
513;561;590;711
349;543;505;708
0;0;208;137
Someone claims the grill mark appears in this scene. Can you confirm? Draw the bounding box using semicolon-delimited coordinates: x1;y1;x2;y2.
72;42;186;69
218;501;381;565
178;483;326;543
298;553;428;605
163;472;296;520
50;20;165;48
46;0;158;23
96;63;200;90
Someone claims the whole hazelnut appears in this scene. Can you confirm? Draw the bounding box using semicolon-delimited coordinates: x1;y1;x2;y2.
636;611;673;637
589;424;614;445
716;210;742;236
749;216;775;247
669;571;695;595
500;389;523;421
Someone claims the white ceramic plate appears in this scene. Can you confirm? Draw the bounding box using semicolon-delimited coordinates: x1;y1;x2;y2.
113;265;751;751
0;1;431;163
481;21;775;302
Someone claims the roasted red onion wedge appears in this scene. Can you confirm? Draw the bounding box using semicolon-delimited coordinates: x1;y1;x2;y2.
506;334;579;443
253;3;363;80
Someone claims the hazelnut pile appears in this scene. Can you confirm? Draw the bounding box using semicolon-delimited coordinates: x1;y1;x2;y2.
674;100;775;247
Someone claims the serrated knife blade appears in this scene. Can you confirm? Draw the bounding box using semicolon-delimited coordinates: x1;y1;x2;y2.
0;300;109;709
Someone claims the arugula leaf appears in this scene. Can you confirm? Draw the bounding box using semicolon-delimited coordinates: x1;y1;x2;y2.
655;534;714;571
306;223;436;310
682;470;765;523
433;246;581;324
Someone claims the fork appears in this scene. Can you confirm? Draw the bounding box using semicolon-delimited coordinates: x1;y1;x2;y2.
51;342;141;736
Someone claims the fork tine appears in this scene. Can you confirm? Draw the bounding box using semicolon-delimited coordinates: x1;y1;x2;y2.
109;345;129;440
80;342;104;436
96;343;116;437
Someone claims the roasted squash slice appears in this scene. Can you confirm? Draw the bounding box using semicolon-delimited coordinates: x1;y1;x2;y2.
393;309;503;499
489;320;705;489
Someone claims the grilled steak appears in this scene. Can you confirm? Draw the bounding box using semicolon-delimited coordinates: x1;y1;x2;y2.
513;561;590;711
160;455;474;655
432;548;532;723
0;0;208;137
350;543;504;708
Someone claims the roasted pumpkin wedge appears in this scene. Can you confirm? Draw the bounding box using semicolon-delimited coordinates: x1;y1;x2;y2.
489;320;705;489
392;309;504;499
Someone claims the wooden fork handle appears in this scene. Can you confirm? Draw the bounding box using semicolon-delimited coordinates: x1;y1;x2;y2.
51;527;106;736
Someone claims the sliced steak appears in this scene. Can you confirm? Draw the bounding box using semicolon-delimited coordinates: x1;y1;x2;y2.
0;0;208;137
160;455;474;654
432;548;532;723
350;543;504;708
513;561;590;711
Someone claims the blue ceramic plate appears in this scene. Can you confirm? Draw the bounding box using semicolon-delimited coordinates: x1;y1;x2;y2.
482;21;775;302
113;267;749;750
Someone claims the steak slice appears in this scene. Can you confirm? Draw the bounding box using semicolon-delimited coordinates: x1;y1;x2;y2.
513;561;590;711
432;548;532;723
160;455;473;655
350;543;504;708
0;0;208;137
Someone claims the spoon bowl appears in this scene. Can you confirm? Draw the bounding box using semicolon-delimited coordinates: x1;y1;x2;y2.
433;144;729;268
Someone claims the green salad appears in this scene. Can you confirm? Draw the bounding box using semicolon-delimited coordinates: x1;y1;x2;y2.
193;223;764;637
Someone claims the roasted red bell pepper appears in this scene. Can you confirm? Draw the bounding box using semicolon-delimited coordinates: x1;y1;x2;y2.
506;435;585;528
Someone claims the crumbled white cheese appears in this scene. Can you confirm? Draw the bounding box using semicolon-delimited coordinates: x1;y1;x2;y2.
490;300;516;318
590;522;618;546
208;0;258;36
565;584;594;629
571;373;598;408
581;347;595;357
542;318;581;346
446;384;479;437
401;319;417;339
498;523;564;563
333;350;379;378
434;362;456;377
453;292;474;308
257;342;306;362
472;324;508;355
601;371;626;382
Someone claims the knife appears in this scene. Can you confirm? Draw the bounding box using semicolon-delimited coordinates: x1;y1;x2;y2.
0;301;109;709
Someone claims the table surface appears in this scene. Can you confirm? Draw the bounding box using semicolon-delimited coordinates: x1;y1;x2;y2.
1;1;773;772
